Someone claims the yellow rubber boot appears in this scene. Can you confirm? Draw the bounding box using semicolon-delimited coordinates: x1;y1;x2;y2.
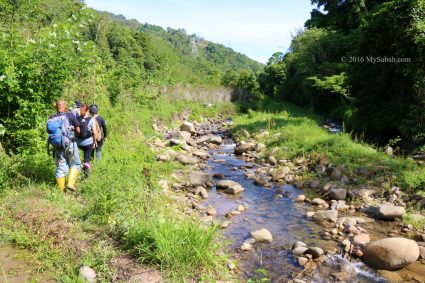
67;168;79;192
55;177;66;192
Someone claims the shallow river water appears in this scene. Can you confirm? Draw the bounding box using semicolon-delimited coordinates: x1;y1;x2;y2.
202;141;388;282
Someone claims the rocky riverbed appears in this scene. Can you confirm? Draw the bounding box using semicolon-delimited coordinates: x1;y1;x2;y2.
150;115;425;282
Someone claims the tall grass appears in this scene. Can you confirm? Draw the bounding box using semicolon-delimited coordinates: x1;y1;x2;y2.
234;99;425;190
0;98;234;282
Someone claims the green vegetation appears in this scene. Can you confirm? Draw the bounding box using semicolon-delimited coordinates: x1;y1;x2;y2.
256;0;425;149
0;98;234;282
0;0;261;153
233;99;425;190
0;0;244;280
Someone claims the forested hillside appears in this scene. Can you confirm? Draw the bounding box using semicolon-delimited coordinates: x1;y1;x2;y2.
0;0;262;153
253;0;425;150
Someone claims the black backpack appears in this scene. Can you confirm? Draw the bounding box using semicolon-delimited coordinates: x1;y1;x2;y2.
78;116;93;140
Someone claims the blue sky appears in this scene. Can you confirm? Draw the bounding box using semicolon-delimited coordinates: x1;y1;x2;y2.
85;0;314;64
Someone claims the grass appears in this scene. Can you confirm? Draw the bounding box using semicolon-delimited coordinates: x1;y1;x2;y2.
402;213;425;229
0;97;235;282
233;99;425;192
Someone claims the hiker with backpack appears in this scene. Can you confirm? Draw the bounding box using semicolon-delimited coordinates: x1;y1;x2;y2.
89;104;107;161
76;104;95;177
47;100;81;192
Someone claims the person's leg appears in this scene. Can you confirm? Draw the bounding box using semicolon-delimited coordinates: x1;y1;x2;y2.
95;141;103;161
66;142;81;191
83;144;93;177
54;147;68;191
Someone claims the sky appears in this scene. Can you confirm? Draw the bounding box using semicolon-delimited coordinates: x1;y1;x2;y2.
84;0;314;64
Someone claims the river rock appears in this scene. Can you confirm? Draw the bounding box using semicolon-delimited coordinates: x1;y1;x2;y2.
192;150;209;159
250;228;273;243
377;270;404;283
365;204;405;220
362;237;420;270
79;266;96;283
221;221;231;229
353;234;370;245
305;247;324;258
216;180;244;194
241;242;253;251
306;211;316;218
292;247;308;256
256;143;266;152
313;210;338;222
213;173;225;179
176;155;198;165
156;154;170;162
294;195;306;202
328;188;347;200
237;205;246;212
234;143;255;155
297;257;309;267
190;173;213;186
197;187;209;199
172;131;191;140
292;241;307;249
206;206;216;216
312;198;327;206
267;155;277;165
331;167;342;180
207;135;222;145
254;175;269;186
180;121;196;133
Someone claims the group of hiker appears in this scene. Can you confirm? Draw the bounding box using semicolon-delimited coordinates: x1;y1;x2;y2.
46;99;107;192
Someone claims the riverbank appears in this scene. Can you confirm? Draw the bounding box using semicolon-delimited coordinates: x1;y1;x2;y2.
147;99;425;282
1;97;424;282
0;98;235;282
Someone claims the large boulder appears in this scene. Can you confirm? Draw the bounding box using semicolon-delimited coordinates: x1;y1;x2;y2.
312;210;338;222
364;204;405;220
216;180;244;194
362;238;419;270
234;143;255;155
250;228;273;243
328;188;347;200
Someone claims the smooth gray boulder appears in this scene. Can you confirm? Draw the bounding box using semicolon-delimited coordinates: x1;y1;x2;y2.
216;180;244;194
250;228;273;243
362;237;419;270
364;204;405;220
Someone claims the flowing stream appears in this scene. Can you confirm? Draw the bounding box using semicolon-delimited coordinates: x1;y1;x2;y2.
200;133;387;282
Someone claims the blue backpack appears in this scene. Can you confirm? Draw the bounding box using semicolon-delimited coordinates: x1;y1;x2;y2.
46;113;72;148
